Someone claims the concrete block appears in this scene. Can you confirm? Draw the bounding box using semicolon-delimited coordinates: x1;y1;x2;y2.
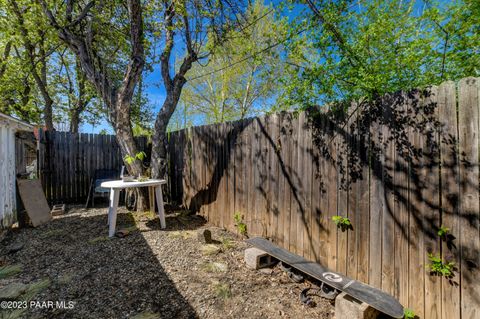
335;292;379;319
244;247;276;269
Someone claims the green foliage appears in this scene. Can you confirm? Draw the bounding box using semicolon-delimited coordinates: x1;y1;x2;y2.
280;0;479;109
233;212;248;236
437;225;450;238
213;282;232;299
0;264;22;279
332;215;352;231
403;308;416;319
173;2;288;128
124;151;147;165
426;253;455;278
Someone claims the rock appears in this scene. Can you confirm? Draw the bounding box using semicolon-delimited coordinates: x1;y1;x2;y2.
197;229;212;244
7;242;24;254
0;283;28;300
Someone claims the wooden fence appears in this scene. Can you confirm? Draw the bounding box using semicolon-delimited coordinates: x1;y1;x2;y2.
38;131;147;204
167;77;480;319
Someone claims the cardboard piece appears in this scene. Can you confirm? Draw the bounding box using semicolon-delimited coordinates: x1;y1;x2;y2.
16;179;51;227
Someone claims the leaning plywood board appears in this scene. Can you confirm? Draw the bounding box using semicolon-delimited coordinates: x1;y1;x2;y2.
17;179;51;227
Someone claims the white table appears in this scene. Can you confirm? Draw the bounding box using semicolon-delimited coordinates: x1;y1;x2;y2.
101;179;167;237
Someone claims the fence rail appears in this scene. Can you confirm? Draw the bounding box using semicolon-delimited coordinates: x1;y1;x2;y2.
168;77;480;319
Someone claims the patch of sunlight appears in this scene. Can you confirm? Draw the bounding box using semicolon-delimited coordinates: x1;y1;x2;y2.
201;244;221;256
202;262;228;273
168;230;196;240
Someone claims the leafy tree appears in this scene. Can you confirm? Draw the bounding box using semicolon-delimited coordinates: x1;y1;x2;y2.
177;2;286;125
7;0;59;130
38;0;147;192
280;0;479;109
37;0;246;209
53;52;97;132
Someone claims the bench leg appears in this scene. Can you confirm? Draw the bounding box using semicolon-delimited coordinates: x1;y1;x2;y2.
155;186;166;229
108;189;120;237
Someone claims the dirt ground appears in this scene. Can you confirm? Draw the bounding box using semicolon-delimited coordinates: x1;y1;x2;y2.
0;205;334;319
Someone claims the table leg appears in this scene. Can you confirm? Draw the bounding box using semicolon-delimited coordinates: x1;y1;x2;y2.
107;188;114;225
108;189;120;237
155;186;166;229
149;186;155;214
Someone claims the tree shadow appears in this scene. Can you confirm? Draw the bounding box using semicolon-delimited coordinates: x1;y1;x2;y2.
1;211;199;318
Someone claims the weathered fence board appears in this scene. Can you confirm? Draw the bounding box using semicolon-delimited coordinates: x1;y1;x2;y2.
167;77;480;319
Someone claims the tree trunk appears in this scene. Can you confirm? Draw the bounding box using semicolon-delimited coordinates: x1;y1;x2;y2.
151;92;184;179
114;99;149;211
70;110;80;133
43;96;54;131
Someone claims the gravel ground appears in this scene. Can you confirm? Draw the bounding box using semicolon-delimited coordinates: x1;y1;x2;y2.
1;206;334;319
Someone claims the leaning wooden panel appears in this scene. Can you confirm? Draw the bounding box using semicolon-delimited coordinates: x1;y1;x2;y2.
458;77;480;319
17;179;51;227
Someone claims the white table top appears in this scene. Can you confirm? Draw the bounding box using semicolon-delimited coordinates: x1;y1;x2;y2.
101;179;166;189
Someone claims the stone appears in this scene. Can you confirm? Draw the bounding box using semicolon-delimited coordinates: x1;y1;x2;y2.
335;292;380;319
244;247;276;270
197;229;212;244
0;283;28;300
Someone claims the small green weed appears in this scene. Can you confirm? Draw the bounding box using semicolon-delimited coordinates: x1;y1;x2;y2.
0;264;22;279
233;212;247;236
403;308;415;319
426;253;455;278
213;282;232;299
124;151;146;165
202;262;228;273
332;215;353;231
40;229;66;239
437;225;449;238
88;236;110;244
201;244;221;256
221;238;235;250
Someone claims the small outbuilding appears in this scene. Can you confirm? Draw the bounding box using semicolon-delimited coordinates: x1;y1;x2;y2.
0;112;34;227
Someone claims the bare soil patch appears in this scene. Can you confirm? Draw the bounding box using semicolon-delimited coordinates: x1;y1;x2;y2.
1;206;334;318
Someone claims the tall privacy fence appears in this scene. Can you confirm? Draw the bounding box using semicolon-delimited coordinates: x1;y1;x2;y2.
167;77;480;319
38;131;147;204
